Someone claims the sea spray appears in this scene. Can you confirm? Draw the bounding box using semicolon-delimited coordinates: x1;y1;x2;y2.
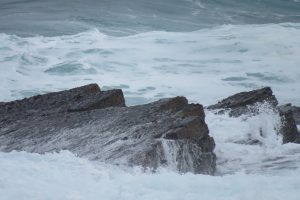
206;103;299;175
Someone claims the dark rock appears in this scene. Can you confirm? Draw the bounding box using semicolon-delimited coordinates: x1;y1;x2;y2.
207;87;278;117
164;116;208;140
67;89;125;112
278;104;300;125
278;104;299;143
208;87;299;144
0;84;125;120
294;134;300;144
0;84;216;174
292;107;300;125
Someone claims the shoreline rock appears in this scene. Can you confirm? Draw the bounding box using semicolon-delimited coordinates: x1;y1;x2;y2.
207;87;299;144
278;104;300;143
278;104;300;126
0;84;216;175
207;87;278;117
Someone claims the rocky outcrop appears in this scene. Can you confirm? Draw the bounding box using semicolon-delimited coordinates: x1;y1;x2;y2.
278;109;298;144
292;106;300;126
278;104;300;125
0;84;216;174
207;87;299;144
0;84;125;119
207;87;278;117
278;104;300;144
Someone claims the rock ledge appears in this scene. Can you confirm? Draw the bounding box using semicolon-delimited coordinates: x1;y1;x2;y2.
0;84;216;174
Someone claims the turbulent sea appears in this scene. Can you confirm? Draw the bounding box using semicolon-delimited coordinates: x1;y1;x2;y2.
1;0;300;199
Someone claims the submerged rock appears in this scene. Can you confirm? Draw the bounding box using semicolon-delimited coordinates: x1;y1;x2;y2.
207;87;299;144
0;84;216;174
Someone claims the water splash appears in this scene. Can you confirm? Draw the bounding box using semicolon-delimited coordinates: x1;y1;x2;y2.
206;103;300;175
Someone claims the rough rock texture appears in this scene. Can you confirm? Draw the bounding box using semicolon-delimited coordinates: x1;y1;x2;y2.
0;84;125;119
279;110;298;144
278;104;300;144
207;87;278;117
278;104;300;125
207;87;299;144
292;107;300;125
0;84;216;174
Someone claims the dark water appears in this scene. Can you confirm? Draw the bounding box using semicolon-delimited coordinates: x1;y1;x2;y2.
1;0;300;36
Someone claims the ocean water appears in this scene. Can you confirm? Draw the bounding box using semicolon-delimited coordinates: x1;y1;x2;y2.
1;0;300;199
1;151;300;200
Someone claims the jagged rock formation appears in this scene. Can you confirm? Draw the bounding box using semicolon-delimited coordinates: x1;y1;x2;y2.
207;87;299;144
278;104;300;125
0;84;216;174
278;104;300;143
207;87;278;117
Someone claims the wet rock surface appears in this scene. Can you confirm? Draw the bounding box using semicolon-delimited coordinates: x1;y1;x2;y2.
0;84;216;174
278;104;300;143
278;104;300;125
207;87;278;117
208;87;299;144
278;109;298;144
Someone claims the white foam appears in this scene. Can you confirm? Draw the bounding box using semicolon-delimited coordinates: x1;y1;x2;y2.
206;103;300;175
161;140;196;173
0;23;300;106
0;151;299;200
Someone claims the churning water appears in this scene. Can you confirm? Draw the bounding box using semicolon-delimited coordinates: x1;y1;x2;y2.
1;0;300;199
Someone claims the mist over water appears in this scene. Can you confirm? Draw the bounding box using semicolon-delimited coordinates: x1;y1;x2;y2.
1;0;300;199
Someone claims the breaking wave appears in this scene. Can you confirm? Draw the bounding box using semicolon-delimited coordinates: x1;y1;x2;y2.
1;23;300;106
0;150;300;200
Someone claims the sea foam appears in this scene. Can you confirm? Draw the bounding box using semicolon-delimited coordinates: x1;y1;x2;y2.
0;150;300;200
0;23;300;106
206;103;300;175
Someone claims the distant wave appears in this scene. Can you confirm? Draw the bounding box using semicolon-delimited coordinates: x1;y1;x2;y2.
1;23;300;105
0;0;299;36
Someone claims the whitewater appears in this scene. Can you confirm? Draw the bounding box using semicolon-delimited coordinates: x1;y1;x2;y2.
1;0;300;199
1;23;300;105
1;151;300;200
